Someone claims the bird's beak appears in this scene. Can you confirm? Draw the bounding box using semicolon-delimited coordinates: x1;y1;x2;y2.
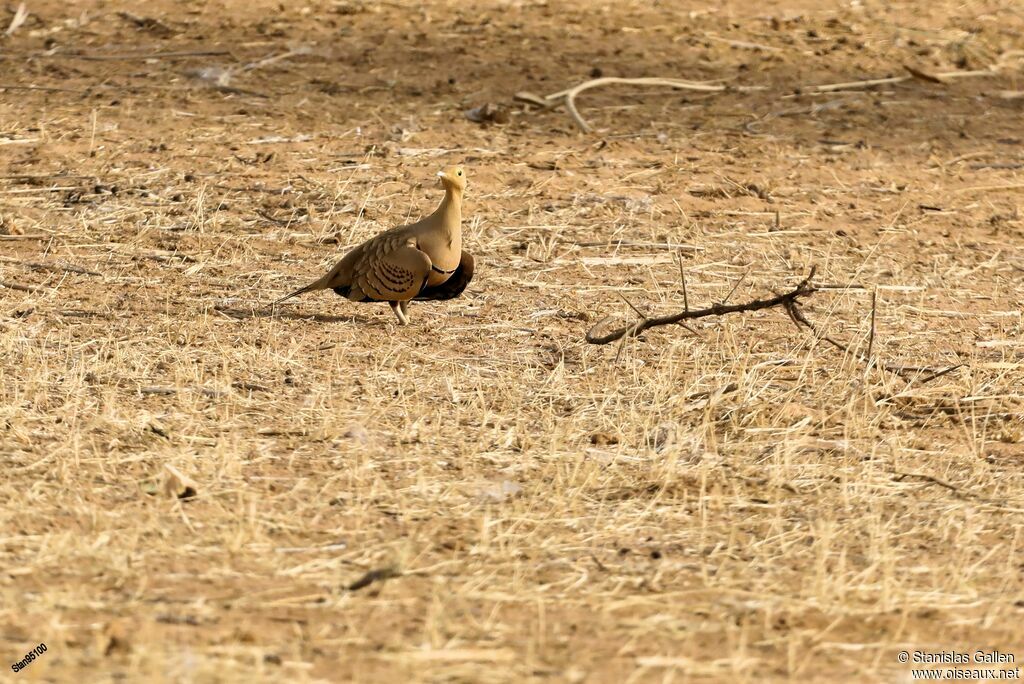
437;171;447;179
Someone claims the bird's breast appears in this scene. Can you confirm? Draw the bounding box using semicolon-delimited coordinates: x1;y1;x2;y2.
419;234;461;286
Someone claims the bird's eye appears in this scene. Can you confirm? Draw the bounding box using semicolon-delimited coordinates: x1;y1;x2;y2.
457;170;462;176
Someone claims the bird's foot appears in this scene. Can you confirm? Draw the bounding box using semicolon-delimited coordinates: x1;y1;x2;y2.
390;301;411;325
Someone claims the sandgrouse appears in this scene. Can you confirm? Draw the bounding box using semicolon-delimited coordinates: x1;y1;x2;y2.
274;166;474;324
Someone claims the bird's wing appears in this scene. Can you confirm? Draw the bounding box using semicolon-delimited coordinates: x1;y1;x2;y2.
352;234;433;302
414;251;475;301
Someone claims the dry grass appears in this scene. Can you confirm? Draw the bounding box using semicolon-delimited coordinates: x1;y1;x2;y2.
1;0;1023;681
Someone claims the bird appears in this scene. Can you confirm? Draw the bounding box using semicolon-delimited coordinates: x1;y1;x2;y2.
273;166;475;325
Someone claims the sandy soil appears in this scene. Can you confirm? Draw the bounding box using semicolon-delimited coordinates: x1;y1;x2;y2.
1;0;1023;681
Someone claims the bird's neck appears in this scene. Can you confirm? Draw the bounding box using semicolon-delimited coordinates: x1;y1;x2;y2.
434;188;463;234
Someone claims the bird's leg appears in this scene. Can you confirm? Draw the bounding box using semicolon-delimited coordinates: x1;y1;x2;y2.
399;300;410;317
389;301;410;325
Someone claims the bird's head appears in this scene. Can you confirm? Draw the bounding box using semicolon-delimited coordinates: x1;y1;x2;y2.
437;166;467;192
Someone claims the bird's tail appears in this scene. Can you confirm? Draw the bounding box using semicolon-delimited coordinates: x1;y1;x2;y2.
272;274;330;306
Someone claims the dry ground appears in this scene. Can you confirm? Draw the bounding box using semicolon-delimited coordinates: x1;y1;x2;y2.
1;0;1023;682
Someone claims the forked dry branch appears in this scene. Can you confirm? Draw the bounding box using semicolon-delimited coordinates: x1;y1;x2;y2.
516;77;749;132
586;267;817;344
521;60;1015;132
586;266;963;381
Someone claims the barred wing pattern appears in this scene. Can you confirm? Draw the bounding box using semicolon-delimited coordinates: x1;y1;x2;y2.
349;235;432;302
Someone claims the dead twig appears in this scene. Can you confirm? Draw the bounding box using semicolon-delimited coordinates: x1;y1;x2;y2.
0;234;57;241
522;77;744;133
347;566;401;592
915;363;966;386
527;66;1000;132
51;50;231;61
721;268;749;306
586;268;818;345
805;68;994;93
4;3;27;36
1;280;43;293
586;267;964;383
783;292;961;381
895;472;960;491
617;292;649;320
865;288;878;373
969;162;1024;170
893;471;974;498
0;84;86;94
0;257;101;276
572;240;702;251
677;251;689;312
783;294;886;376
